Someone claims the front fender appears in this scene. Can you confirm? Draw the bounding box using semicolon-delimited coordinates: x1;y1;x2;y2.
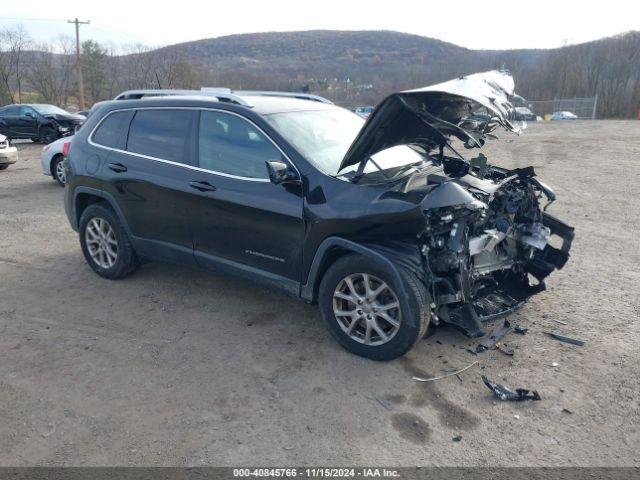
301;237;423;302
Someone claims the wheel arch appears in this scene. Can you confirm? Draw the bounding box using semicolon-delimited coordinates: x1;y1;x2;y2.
72;187;132;237
301;237;409;303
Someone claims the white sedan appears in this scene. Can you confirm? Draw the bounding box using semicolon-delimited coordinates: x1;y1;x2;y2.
40;135;72;185
0;134;18;170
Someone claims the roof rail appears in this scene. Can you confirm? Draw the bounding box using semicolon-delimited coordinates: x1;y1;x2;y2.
114;88;253;107
198;88;254;107
200;87;333;105
235;90;333;104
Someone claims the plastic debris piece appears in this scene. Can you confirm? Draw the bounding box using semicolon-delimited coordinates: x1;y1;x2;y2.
545;332;585;346
475;319;512;353
482;375;541;401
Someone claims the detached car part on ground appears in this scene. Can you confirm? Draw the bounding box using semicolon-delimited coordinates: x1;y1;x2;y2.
0;134;18;170
64;71;574;360
0;104;84;144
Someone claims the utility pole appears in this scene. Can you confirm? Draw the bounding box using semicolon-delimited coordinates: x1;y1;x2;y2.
68;18;90;110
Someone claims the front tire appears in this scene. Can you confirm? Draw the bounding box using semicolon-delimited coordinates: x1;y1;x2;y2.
79;203;139;279
0;164;9;170
318;254;430;361
39;126;59;144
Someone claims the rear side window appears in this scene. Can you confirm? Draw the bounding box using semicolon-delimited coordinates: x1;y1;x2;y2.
92;111;132;148
198;110;282;179
127;109;191;163
1;106;20;116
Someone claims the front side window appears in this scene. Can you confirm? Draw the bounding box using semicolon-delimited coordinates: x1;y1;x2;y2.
92;111;133;149
127;109;192;163
198;110;282;179
19;106;37;118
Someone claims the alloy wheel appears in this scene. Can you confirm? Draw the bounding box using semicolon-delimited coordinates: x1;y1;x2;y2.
85;217;118;269
332;273;401;345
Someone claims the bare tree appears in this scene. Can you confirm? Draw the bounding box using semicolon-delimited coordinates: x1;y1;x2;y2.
26;35;75;106
0;25;31;103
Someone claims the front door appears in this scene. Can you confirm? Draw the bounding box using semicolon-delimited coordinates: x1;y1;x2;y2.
189;109;305;283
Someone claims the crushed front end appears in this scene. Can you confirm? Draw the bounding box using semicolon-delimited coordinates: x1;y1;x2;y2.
418;160;574;337
337;70;575;336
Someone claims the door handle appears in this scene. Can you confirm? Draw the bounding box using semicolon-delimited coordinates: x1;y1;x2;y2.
108;162;128;173
189;180;217;192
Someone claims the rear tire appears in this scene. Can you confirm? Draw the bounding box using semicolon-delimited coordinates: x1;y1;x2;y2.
318;254;430;361
79;203;139;279
51;155;66;186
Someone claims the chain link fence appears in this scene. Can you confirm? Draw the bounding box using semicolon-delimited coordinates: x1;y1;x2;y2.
528;96;598;120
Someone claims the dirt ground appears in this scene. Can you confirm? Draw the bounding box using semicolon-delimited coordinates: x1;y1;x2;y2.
0;121;638;467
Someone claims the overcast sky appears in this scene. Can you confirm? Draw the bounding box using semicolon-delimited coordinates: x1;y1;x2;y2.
3;0;639;50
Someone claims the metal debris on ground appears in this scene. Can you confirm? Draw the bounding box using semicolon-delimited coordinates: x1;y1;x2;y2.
513;324;528;335
475;319;513;353
545;332;585;346
482;375;541;401
553;319;568;325
412;361;479;382
452;435;462;442
495;343;514;356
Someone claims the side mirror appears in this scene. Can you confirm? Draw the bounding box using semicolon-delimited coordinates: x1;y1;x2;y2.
25;111;34;118
266;160;299;185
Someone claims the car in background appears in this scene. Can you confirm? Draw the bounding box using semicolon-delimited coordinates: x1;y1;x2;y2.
41;136;72;185
0;104;84;143
551;111;578;120
354;106;374;118
515;107;537;121
0;134;18;170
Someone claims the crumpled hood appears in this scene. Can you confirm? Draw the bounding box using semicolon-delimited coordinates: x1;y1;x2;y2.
339;70;520;173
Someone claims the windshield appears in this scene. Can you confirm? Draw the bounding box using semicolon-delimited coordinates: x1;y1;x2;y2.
264;108;428;176
31;104;69;116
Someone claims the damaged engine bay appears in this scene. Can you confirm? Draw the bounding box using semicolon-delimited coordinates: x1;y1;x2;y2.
404;154;574;337
336;71;575;337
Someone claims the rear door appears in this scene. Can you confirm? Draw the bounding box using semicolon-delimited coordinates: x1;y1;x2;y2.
0;106;22;137
189;109;305;282
96;107;198;265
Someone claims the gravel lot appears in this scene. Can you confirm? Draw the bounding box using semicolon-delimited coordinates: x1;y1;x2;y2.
0;121;638;466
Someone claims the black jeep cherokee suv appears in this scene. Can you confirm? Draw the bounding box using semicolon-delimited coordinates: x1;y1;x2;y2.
64;71;574;360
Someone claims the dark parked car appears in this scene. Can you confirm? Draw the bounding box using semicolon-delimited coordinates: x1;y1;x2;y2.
0;104;84;143
515;107;537;121
64;71;573;360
